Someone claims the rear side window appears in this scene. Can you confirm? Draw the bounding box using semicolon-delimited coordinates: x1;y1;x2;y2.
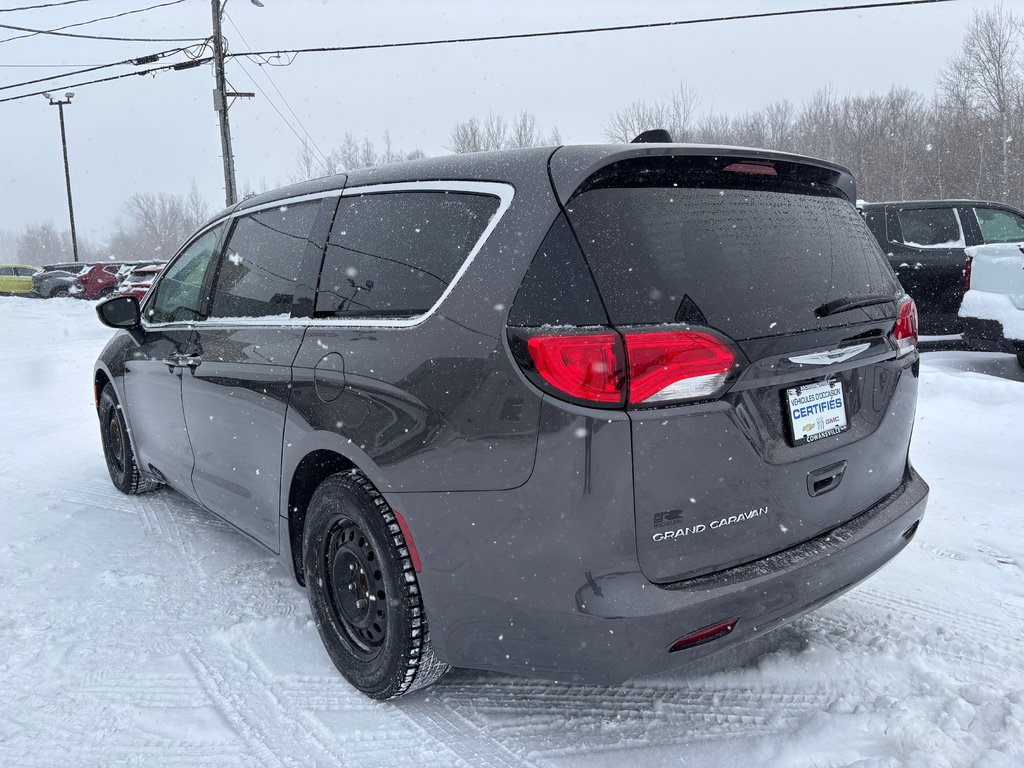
896;207;964;248
974;207;1024;244
208;202;321;320
316;191;499;318
0;267;14;276
564;163;901;340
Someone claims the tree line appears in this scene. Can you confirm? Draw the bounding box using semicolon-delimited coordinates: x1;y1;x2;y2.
7;4;1022;266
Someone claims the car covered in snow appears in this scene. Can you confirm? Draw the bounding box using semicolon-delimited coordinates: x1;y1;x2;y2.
31;262;89;298
113;263;164;302
93;140;929;700
960;243;1024;367
860;199;1024;335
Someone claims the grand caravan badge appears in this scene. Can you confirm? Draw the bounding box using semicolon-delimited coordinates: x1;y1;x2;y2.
652;505;769;541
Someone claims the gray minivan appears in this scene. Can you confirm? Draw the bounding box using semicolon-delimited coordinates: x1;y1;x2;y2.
94;142;929;699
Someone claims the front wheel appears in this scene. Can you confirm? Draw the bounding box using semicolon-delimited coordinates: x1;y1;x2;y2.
302;471;448;699
98;385;161;495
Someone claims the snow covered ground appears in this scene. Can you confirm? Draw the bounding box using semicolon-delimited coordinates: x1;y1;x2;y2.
1;296;1022;768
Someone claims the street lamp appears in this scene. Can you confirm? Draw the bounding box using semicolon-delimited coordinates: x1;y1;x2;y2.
42;91;79;263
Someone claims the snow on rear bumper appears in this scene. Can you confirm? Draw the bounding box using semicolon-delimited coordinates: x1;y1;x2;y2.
960;290;1024;342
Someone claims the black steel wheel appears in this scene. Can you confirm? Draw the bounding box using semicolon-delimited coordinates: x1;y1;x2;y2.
303;470;449;699
98;385;161;495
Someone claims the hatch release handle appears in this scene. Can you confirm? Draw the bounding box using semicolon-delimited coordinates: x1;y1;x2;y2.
807;460;848;497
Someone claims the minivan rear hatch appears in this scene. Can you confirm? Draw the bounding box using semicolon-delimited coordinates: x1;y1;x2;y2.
555;151;916;583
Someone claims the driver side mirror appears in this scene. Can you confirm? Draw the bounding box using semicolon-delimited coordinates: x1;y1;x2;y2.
96;295;141;330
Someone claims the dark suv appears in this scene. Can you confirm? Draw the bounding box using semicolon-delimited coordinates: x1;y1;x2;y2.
860;199;1024;335
94;143;929;699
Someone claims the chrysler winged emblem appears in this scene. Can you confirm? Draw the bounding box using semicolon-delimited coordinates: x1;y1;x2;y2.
789;342;870;365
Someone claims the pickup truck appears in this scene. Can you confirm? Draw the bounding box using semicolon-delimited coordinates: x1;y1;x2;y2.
861;199;1024;335
960;242;1024;367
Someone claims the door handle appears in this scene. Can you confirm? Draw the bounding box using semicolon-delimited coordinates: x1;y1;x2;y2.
162;353;202;372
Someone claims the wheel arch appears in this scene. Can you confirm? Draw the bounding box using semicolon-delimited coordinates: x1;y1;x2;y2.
284;444;385;586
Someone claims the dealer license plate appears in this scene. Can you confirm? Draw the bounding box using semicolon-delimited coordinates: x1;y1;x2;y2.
785;379;848;445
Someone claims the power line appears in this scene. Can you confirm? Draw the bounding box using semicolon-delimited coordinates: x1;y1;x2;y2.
224;11;332;173
229;0;958;61
0;0;94;12
0;0;960;105
0;0;189;44
0;45;196;92
0;18;203;43
0;54;209;104
0;62;105;67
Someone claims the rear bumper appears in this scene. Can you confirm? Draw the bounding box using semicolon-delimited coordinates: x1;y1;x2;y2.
962;317;1023;355
405;463;928;684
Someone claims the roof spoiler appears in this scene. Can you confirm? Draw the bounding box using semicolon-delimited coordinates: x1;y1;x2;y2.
631;129;673;144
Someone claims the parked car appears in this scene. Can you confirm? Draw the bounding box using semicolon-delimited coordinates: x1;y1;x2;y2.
960;242;1024;366
113;264;164;302
74;262;129;300
0;264;37;295
31;262;89;298
94;141;929;700
860;199;1024;335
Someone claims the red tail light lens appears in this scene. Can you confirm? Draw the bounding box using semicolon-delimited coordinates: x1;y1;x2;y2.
894;296;918;356
964;255;973;290
723;161;777;175
514;328;739;407
624;331;736;404
526;333;625;404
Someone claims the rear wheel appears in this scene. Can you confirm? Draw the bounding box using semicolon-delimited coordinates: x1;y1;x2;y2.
52;287;69;298
302;470;448;699
1017;352;1024;369
98;385;161;495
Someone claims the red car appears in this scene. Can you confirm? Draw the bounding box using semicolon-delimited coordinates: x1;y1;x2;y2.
114;264;164;302
75;261;163;300
75;263;130;300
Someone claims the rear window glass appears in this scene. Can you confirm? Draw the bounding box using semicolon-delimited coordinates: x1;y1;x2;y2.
316;191;498;318
974;207;1024;244
896;207;964;248
565;169;900;339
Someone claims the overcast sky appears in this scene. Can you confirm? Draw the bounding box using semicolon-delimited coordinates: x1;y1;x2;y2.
0;0;1003;244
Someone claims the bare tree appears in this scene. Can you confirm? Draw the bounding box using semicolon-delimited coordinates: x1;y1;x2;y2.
605;99;673;143
449;117;485;153
106;187;212;261
939;3;1024;200
482;113;507;151
508;111;538;148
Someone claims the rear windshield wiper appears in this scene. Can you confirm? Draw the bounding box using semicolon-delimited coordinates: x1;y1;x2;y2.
816;293;896;317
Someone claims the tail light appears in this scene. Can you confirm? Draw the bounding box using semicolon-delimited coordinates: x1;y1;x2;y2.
511;328;738;408
964;255;973;290
525;333;625;404
893;295;918;356
624;331;736;404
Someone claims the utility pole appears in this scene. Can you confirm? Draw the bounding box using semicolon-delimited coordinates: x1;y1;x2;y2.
43;91;79;263
211;0;237;208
